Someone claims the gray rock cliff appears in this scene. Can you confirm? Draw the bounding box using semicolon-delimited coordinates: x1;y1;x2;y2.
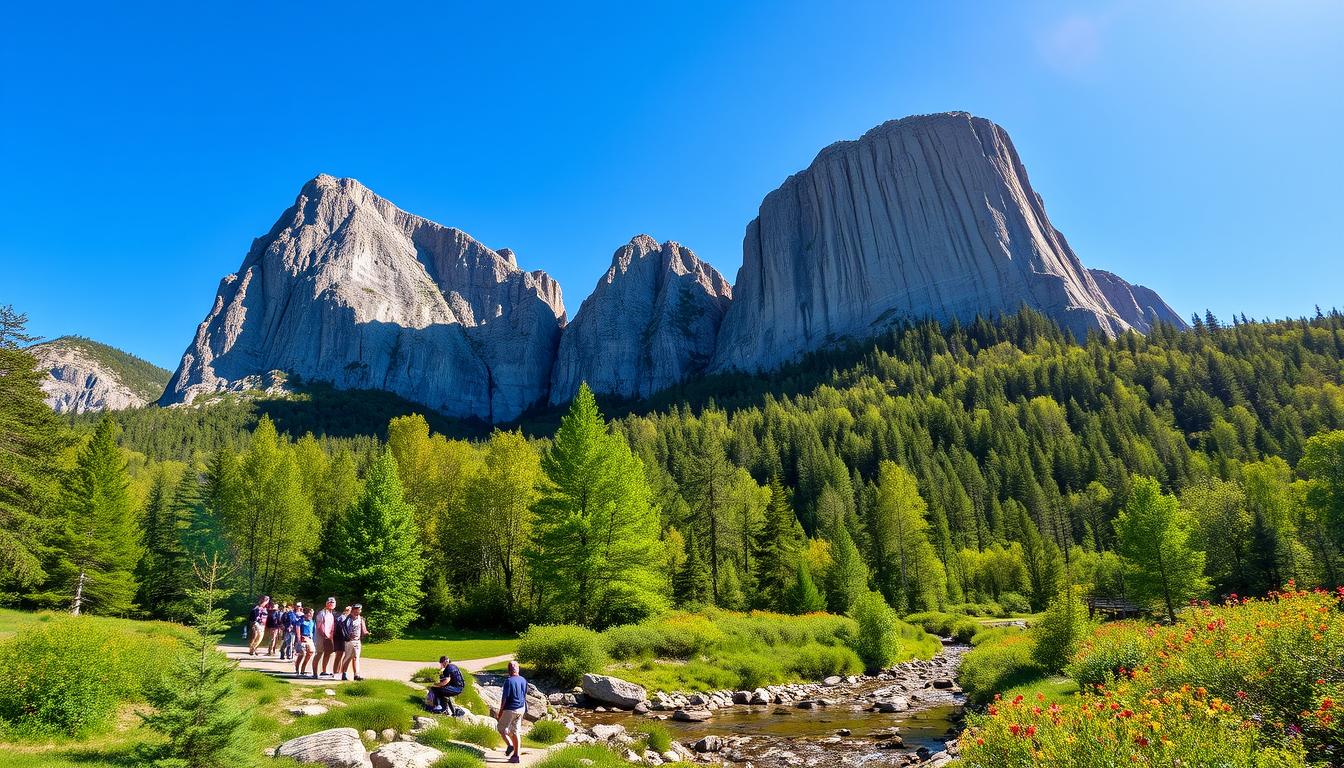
29;337;170;414
1087;268;1187;333
160;175;565;422
549;235;732;405
712;112;1143;372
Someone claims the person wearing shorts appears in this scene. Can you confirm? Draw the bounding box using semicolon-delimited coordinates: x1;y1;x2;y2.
295;607;317;677
315;597;336;677
495;660;528;764
340;604;370;681
247;596;270;655
332;605;351;678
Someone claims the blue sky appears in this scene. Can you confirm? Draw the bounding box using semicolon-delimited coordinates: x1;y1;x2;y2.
2;1;1341;369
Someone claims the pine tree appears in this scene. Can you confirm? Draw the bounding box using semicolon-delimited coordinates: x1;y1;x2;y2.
137;554;248;768
717;563;746;611
0;305;72;592
782;558;825;614
753;476;802;610
46;417;140;615
1113;476;1209;621
324;450;424;639
869;461;943;612
679;411;735;604
528;384;665;627
824;520;869;614
673;532;712;606
136;467;193;620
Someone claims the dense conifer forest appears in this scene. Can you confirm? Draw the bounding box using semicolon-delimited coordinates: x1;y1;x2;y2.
7;305;1344;633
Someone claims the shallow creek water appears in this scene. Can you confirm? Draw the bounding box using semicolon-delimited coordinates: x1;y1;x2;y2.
569;648;967;767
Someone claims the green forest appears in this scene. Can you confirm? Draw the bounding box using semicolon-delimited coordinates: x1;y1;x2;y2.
4;303;1344;637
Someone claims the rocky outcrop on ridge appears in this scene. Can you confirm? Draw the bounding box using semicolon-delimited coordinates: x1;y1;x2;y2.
1087;268;1188;333
711;112;1140;373
159;175;565;422
549;235;732;405
28;336;170;414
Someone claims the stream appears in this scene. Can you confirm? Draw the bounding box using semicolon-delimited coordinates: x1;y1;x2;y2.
562;646;967;768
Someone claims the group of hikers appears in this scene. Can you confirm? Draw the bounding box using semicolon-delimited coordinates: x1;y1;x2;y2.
245;595;371;681
243;595;529;762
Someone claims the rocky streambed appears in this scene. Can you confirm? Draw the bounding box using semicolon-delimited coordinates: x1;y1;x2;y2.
550;646;968;768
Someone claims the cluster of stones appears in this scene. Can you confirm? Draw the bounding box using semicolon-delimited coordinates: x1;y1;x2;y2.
550;652;965;767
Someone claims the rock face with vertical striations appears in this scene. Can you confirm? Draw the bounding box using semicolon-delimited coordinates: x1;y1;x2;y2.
712;112;1146;373
1087;269;1188;333
549;235;732;405
28;336;170;414
159;174;565;422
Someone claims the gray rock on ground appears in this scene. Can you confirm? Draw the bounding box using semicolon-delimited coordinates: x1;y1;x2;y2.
369;741;444;768
581;674;648;709
274;727;372;768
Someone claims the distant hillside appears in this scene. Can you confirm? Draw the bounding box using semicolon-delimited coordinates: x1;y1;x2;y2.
28;336;170;413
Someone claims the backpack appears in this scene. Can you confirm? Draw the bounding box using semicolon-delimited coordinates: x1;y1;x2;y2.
339;615;358;642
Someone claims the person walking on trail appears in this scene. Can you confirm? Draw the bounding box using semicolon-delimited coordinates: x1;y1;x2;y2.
332;604;352;679
315;597;337;677
265;600;285;657
495;660;528;764
339;604;370;681
295;607;316;677
427;655;465;713
281;601;302;661
247;596;270;656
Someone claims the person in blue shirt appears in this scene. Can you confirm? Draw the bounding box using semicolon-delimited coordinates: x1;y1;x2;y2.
495;660;528;763
294;607;317;678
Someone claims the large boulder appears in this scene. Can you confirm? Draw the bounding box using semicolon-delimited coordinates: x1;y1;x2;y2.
275;727;371;768
671;709;712;722
369;742;444;768
581;674;648;710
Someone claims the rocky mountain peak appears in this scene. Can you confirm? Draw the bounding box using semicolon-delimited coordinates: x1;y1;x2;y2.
29;336;170;414
549;235;732;405
160;175;565;422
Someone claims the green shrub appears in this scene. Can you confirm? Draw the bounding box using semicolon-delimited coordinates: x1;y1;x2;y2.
308;699;413;734
1031;586;1093;673
517;625;606;686
412;666;443;684
957;631;1045;706
848;590;901;671
0;615;178;736
1064;627;1145;688
969;625;1021;647
787;642;862;679
534;744;631;768
525;718;569;746
903;611;979;643
414;723;461;750
602;624;663;660
997;592;1031;615
948;601;1004;617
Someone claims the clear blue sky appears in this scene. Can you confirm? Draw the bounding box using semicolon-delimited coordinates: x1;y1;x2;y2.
3;2;1341;369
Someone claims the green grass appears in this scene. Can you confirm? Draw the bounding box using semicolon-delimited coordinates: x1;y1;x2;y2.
362;627;518;663
997;674;1079;705
523;719;569;747
534;745;629;768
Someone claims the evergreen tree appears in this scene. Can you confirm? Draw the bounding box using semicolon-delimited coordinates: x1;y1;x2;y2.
528;384;665;627
136;466;193;620
45;417;140;615
753;476;802;610
1113;476;1210;621
138;554;248;768
324;450;424;639
717;562;746;611
782;558;825;614
824;520;869;614
673;531;712;606
0;305;71;593
679;411;735;604
869;461;943;612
